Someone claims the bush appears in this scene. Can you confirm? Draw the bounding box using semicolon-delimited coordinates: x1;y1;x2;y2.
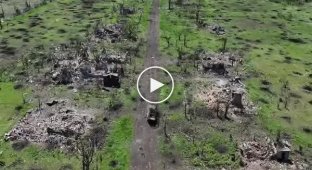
12;140;29;151
0;160;5;167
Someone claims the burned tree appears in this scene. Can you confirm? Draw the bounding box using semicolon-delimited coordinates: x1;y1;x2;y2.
77;138;95;170
221;37;227;53
168;0;172;10
278;79;290;110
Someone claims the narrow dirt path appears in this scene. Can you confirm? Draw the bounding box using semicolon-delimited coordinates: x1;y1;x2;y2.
131;0;161;169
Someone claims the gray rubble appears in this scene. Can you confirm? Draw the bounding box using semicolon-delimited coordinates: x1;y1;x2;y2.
4;99;96;151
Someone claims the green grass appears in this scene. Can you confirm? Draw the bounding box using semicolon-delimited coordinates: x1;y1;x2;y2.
99;115;134;170
0;83;27;135
159;0;312;151
160;82;184;107
0;0;152;168
0;83;80;169
160;130;239;168
0;0;119;65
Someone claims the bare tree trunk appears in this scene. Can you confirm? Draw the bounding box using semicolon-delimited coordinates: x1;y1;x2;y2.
222;38;227;53
184;102;187;119
164;118;169;140
183;34;187;47
168;0;172;10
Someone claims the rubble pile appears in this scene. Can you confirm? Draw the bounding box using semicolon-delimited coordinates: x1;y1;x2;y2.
119;5;136;16
200;52;241;75
239;138;276;162
46;43;126;88
194;79;256;120
93;24;124;43
239;138;308;169
5;99;95;151
209;24;225;35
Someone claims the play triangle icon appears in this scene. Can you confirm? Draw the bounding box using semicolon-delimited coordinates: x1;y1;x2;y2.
150;78;164;93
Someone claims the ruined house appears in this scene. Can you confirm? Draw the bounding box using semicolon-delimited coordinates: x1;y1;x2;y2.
4;99;95;151
273;139;292;163
103;73;120;88
231;88;244;108
202;58;227;75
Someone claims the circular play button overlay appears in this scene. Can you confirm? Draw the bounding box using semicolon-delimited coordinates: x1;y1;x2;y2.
136;66;174;104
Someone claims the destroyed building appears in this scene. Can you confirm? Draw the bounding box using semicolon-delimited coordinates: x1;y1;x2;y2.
43;42;127;90
93;24;124;43
5;99;96;151
103;73;120;88
200;52;240;75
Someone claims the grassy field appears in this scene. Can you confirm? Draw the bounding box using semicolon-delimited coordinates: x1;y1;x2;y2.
97;115;134;170
0;0;119;65
0;0;151;168
0;82;82;169
0;0;44;18
159;0;312;167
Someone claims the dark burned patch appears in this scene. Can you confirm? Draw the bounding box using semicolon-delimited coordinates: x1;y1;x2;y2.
309;74;312;78
23;38;30;42
109;160;118;168
261;80;271;86
57;29;67;34
285;37;306;44
289;92;301;99
79;29;87;33
302;85;312;92
259;86;274;94
292;71;302;76
16;28;29;33
0;160;5;167
29;16;43;27
302;127;311;134
0;46;16;55
59;164;73;170
214;144;228;154
309;100;312;105
280;116;291;123
283;56;292;63
258;98;269;104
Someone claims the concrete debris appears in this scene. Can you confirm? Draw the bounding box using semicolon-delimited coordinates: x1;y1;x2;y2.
200;52;241;75
94;24;123;43
45;43;126;89
4;99;95;151
210;24;225;35
119;5;136;16
239;138;308;170
194;82;256;120
239;138;276;162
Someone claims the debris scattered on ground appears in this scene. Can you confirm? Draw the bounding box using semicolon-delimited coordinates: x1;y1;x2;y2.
194;83;256;121
239;138;308;170
4;99;96;151
119;5;136;16
93;24;124;43
42;42;126;89
239;137;276;162
209;24;226;35
200;51;242;75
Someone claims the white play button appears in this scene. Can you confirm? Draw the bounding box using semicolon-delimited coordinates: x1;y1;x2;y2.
150;78;164;93
137;66;174;104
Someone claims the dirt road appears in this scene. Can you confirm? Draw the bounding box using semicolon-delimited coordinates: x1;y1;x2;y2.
131;0;161;169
